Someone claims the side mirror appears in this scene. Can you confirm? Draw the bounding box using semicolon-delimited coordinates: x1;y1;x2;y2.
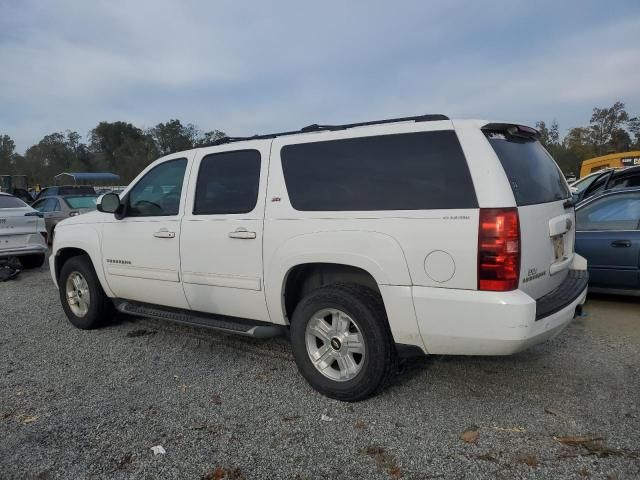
98;193;121;214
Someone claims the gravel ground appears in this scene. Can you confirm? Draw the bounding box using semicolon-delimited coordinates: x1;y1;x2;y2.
1;265;639;479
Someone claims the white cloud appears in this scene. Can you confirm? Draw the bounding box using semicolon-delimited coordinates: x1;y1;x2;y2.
0;0;638;151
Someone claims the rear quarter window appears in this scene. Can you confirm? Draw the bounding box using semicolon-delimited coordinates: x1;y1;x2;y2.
281;130;478;211
485;132;570;206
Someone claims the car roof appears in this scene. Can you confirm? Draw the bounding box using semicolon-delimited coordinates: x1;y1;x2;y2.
577;186;640;208
610;165;640;178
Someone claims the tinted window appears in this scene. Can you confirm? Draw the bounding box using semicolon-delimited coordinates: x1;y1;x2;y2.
576;192;640;231
610;173;640;190
485;132;570;206
128;158;187;217
34;198;58;212
0;195;27;208
281;131;477;211
194;150;261;215
59;186;96;195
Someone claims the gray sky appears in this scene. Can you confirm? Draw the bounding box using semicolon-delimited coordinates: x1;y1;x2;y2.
1;0;639;152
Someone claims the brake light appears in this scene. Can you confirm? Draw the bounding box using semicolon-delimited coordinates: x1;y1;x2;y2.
478;208;520;291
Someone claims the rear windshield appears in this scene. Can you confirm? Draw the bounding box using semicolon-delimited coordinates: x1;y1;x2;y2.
59;186;96;195
64;196;98;209
0;195;27;208
485;132;570;206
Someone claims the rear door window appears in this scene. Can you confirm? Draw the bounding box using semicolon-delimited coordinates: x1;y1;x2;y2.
193;150;261;215
485;132;570;206
281;130;477;211
576;192;640;231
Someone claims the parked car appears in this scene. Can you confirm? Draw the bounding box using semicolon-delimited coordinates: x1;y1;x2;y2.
569;169;612;195
32;185;96;203
0;192;48;268
575;188;640;295
577;165;640;203
49;114;588;401
32;195;99;242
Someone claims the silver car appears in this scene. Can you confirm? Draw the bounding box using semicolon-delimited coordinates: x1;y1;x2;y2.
31;195;99;242
0;192;48;268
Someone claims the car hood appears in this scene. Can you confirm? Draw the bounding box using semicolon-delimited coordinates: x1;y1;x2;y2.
56;210;109;227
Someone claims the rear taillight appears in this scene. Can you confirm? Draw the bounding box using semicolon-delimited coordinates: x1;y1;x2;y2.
478;208;520;291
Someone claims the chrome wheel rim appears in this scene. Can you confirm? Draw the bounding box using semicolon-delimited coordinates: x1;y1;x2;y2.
305;308;365;382
65;271;91;317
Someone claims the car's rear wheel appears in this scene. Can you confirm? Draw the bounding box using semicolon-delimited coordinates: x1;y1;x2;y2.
58;255;114;329
19;253;45;269
290;283;396;401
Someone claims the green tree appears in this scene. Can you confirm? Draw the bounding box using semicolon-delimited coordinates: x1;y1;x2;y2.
148;119;199;155
0;134;17;174
90;121;148;171
588;101;629;154
627;116;640;148
22;131;89;184
535;120;560;148
196;129;226;146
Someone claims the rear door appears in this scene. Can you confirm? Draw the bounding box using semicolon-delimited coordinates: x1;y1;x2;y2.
0;195;39;249
483;126;574;299
575;191;640;289
180;142;271;321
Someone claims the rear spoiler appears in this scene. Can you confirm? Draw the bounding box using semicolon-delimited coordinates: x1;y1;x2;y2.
482;123;540;140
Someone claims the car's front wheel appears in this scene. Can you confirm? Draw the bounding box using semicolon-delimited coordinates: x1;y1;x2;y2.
290;283;396;401
58;255;114;329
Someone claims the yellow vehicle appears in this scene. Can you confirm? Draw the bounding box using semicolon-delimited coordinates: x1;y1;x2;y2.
579;151;640;177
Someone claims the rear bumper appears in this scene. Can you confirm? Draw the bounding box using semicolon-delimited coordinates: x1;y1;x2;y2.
0;237;47;258
413;268;588;355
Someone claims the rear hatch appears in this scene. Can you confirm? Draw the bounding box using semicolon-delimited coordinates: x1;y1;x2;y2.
0;196;40;249
483;124;574;299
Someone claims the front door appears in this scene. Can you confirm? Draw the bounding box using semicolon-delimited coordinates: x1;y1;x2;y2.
575;191;640;290
180;142;271;321
102;156;192;308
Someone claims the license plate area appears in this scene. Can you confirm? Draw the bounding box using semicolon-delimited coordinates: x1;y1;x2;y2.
0;234;26;248
552;234;565;260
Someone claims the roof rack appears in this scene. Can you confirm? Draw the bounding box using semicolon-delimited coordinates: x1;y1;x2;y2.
206;114;449;146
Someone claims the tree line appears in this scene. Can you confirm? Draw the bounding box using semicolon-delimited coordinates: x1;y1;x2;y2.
0;119;225;185
1;101;639;186
536;101;639;175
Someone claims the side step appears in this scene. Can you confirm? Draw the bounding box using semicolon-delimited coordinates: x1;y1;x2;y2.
113;299;286;339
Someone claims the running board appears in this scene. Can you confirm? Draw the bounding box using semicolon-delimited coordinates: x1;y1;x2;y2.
113;299;286;339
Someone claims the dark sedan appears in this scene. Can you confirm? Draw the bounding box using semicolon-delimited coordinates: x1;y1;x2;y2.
575;187;640;295
576;165;640;203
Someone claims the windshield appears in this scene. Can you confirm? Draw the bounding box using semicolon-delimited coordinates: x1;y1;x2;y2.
64;196;98;209
571;173;602;193
485;132;570;206
0;195;28;208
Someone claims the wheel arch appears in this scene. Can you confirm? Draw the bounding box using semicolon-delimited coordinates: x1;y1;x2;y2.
51;225;114;297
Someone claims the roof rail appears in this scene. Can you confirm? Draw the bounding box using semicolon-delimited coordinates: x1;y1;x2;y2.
205;113;449;147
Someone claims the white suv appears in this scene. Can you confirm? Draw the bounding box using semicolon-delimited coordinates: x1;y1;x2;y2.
50;114;588;401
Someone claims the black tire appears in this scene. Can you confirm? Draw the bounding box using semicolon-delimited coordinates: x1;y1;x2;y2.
58;255;114;329
290;283;396;402
19;253;45;269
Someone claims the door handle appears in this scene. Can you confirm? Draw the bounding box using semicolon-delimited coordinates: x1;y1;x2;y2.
228;228;256;239
611;240;631;248
153;229;175;239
